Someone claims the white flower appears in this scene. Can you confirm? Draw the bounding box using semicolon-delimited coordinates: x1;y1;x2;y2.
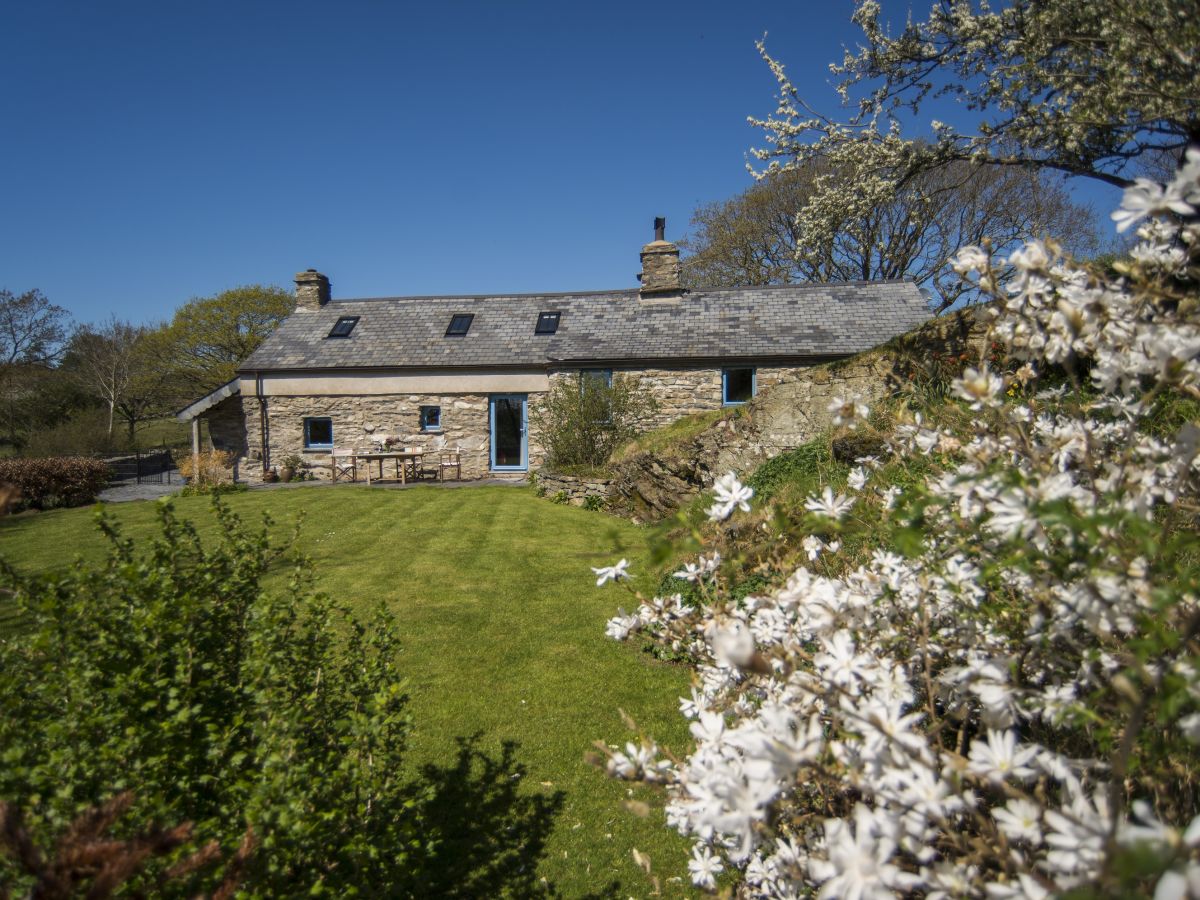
992;798;1043;844
828;396;869;428
967;730;1038;783
674;553;721;581
802;535;827;560
591;558;630;586
688;843;724;890
847;466;868;490
1008;240;1051;272
952;244;990;276
953;366;1005;410
1178;712;1200;744
804;486;855;520
1112;178;1196;232
809;804;920;898
879;485;902;510
605;608;640;641
710;619;756;668
707;472;754;521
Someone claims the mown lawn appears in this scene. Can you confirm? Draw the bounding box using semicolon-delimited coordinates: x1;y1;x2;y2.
0;485;696;897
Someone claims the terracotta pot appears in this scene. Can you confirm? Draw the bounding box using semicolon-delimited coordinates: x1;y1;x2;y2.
279;467;295;483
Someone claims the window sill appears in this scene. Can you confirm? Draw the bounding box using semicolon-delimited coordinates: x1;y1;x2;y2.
303;447;333;453
421;427;444;434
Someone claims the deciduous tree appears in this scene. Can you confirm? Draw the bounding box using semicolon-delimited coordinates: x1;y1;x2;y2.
0;288;70;447
681;160;1097;310
165;285;293;395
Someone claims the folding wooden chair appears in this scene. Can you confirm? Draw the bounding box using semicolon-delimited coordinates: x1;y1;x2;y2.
438;447;462;482
330;447;357;483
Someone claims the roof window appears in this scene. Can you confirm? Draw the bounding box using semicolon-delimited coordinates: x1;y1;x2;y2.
535;311;561;334
327;316;359;338
445;313;474;336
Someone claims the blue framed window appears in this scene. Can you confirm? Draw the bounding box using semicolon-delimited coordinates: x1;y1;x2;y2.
722;368;756;405
420;405;442;431
580;368;612;390
303;417;333;449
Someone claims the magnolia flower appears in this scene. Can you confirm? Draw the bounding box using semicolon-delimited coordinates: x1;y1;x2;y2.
828;396;869;428
992;798;1043;844
708;472;754;521
688;844;724;890
804;486;855;520
953;366;1005;410
952;245;990;276
1008;240;1051;272
966;730;1038;783
711;619;756;668
673;553;721;581
604;608;640;640
591;558;630;586
1112;178;1196;232
847;466;868;490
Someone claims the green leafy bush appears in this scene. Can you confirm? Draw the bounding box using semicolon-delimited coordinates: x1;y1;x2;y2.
531;373;656;470
0;456;111;511
0;500;422;896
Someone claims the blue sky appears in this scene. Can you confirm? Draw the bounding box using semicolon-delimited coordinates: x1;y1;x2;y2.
1;1;1120;326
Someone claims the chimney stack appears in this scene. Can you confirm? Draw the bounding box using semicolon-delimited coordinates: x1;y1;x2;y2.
294;269;331;311
638;217;682;300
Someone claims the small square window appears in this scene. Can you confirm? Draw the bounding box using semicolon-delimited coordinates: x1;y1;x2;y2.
328;316;359;338
420;405;442;431
446;313;474;336
535;311;561;334
303;417;333;449
723;368;756;405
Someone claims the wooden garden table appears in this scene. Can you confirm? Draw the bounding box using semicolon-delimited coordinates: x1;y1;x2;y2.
355;450;424;485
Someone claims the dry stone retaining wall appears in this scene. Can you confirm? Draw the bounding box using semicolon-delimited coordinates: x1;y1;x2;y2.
606;308;992;521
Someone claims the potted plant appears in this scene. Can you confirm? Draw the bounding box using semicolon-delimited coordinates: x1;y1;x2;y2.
263;467;279;483
278;454;304;483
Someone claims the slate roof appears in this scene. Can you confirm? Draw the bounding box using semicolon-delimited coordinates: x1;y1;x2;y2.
238;281;930;372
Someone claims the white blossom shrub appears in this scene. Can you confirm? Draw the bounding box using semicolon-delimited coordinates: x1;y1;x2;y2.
596;159;1200;897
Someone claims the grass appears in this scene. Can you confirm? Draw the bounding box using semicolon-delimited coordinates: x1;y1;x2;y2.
0;485;696;897
611;409;732;463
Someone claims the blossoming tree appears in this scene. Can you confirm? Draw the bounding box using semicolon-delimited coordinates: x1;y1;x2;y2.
595;156;1200;896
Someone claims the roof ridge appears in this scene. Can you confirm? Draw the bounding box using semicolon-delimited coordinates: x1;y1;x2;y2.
327;278;916;304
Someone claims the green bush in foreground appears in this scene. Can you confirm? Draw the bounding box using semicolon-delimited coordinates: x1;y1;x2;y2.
0;499;421;896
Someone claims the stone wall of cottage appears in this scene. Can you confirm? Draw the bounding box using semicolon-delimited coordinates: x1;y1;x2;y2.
222;364;818;483
545;365;815;430
238;393;542;482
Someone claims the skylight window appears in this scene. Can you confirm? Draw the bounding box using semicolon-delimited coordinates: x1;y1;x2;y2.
328;316;359;338
535;311;561;334
446;313;474;336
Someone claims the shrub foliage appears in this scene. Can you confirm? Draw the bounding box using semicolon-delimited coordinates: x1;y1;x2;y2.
531;373;656;470
0;456;111;511
0;500;421;896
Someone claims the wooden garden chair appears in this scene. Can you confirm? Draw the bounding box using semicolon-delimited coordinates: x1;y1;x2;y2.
438;447;462;482
330;447;357;483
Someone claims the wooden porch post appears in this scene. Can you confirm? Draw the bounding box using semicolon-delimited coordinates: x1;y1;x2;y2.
191;417;200;482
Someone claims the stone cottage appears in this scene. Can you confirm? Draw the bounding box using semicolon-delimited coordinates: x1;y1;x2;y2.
177;221;930;481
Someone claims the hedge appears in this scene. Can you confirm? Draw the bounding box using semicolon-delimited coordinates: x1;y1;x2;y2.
0;457;111;511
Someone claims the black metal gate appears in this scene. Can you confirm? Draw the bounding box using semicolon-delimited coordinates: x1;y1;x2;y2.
103;449;175;485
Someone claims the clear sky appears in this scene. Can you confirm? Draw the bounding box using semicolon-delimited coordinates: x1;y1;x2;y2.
1;0;1120;327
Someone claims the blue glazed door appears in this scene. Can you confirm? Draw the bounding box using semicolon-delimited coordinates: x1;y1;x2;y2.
489;394;527;471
